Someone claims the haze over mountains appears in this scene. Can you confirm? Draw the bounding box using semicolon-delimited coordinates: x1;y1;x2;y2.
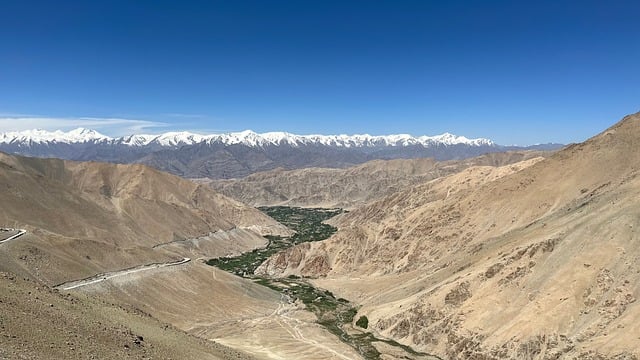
0;128;562;179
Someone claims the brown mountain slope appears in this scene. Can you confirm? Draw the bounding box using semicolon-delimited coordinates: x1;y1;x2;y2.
71;261;364;360
0;153;357;359
208;151;550;209
256;112;640;359
0;272;256;360
0;152;290;285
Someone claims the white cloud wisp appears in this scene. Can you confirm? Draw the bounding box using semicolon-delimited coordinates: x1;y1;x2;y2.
0;117;167;136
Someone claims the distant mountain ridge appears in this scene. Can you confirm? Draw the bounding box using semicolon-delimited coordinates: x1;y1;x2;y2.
0;127;495;147
0;128;563;179
208;151;551;209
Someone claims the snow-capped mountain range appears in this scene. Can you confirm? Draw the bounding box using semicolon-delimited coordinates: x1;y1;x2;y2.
0;128;560;179
0;128;494;148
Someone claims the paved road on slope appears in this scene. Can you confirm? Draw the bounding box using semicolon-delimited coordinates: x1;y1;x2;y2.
0;228;191;290
0;229;26;244
55;257;191;291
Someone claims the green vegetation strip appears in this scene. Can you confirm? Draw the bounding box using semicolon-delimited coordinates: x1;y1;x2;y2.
258;206;343;244
207;206;437;360
206;207;342;276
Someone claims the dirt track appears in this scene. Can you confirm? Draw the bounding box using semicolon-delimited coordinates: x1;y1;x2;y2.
0;228;26;244
55;257;191;290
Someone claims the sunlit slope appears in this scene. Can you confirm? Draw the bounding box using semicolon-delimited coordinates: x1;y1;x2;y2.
0;153;289;284
0;272;257;360
258;112;640;358
209;151;549;209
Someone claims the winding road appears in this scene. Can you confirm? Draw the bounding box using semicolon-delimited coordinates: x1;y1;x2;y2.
0;228;26;244
55;257;191;291
0;228;191;291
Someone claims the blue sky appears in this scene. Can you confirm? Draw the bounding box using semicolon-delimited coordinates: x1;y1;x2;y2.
0;1;639;144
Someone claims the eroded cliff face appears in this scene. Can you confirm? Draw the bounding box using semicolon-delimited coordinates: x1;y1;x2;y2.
208;151;550;209
256;113;640;359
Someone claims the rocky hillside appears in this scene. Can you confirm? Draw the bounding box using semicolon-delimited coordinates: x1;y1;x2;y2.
0;152;361;360
209;151;551;209
0;272;256;360
256;112;640;359
0;152;290;285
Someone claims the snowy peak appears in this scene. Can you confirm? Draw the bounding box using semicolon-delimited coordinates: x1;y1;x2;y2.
0;127;532;180
118;132;207;147
419;132;494;146
66;127;108;139
203;131;495;148
0;128;495;148
0;128;110;145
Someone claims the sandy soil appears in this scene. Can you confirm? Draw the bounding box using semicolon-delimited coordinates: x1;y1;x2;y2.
67;261;364;359
0;272;257;360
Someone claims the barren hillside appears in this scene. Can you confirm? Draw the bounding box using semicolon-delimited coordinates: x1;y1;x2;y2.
209;151;550;209
257;112;640;359
0;153;363;359
0;153;290;284
0;272;257;360
71;260;364;360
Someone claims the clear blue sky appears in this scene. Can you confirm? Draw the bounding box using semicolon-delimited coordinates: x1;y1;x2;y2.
1;0;639;144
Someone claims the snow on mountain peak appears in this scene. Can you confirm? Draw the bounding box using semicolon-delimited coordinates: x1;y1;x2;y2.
0;127;111;144
64;128;110;141
0;128;495;148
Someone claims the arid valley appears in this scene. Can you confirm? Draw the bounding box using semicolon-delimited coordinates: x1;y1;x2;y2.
1;112;640;359
2;2;639;359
